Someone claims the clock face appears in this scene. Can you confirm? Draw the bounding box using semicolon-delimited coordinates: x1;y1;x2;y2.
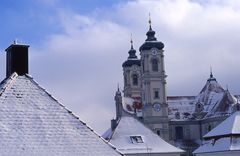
153;103;161;112
133;65;138;71
152;49;157;55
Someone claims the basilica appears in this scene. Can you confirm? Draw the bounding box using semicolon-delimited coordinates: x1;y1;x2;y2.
103;19;240;156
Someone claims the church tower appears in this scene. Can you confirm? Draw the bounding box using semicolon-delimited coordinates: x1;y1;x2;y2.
122;37;141;99
140;18;169;140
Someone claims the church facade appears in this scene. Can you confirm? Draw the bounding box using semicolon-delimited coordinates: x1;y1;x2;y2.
104;20;240;156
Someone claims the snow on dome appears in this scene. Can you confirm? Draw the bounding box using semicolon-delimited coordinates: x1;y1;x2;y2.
0;73;122;156
196;77;225;108
193;73;237;118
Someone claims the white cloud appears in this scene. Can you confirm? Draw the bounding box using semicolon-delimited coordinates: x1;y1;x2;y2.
1;0;240;134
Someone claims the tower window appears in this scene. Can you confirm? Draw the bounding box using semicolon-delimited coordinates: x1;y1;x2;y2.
154;91;159;99
132;74;138;86
175;126;183;140
152;59;158;72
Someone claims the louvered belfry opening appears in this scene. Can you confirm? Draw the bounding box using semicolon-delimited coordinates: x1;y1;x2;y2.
5;43;29;77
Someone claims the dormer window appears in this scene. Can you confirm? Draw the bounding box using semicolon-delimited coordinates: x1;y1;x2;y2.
130;136;143;143
152;59;158;72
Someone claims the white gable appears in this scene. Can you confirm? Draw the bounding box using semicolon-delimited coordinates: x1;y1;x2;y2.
109;115;184;154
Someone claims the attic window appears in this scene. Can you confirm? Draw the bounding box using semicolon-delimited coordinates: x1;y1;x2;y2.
130;136;143;143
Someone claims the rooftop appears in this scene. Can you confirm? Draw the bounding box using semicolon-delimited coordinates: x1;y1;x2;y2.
0;73;121;156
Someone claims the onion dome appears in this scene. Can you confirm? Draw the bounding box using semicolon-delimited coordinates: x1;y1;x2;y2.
128;39;137;59
139;17;164;51
122;37;141;67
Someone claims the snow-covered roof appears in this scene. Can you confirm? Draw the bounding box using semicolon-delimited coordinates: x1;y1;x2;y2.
167;96;195;120
204;111;240;139
194;74;237;118
194;111;240;154
0;73;121;156
167;74;238;121
194;137;240;154
108;113;184;155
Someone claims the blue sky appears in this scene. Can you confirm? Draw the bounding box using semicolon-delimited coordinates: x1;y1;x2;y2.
1;0;240;134
0;0;128;47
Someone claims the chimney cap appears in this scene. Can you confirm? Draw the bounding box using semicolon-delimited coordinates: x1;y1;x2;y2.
13;39;18;44
5;43;29;52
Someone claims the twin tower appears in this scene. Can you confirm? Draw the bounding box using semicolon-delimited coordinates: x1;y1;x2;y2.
117;20;169;140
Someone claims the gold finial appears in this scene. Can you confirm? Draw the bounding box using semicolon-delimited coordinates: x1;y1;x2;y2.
148;13;152;30
130;33;133;49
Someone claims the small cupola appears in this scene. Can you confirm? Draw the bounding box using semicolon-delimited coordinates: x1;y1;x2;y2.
5;41;29;77
122;36;140;68
139;15;164;51
128;37;137;59
146;18;157;41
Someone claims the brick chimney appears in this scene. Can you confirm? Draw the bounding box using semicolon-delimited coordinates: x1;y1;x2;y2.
5;41;29;77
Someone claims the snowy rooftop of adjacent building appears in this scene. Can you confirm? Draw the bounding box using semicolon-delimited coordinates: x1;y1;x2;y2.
0;73;121;156
194;137;240;154
194;111;240;154
168;96;195;120
204;111;240;139
168;74;238;120
108;113;184;155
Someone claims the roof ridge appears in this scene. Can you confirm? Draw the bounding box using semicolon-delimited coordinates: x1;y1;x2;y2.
0;72;18;96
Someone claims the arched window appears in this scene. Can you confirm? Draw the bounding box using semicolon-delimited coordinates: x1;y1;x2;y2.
132;74;138;86
152;59;158;72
